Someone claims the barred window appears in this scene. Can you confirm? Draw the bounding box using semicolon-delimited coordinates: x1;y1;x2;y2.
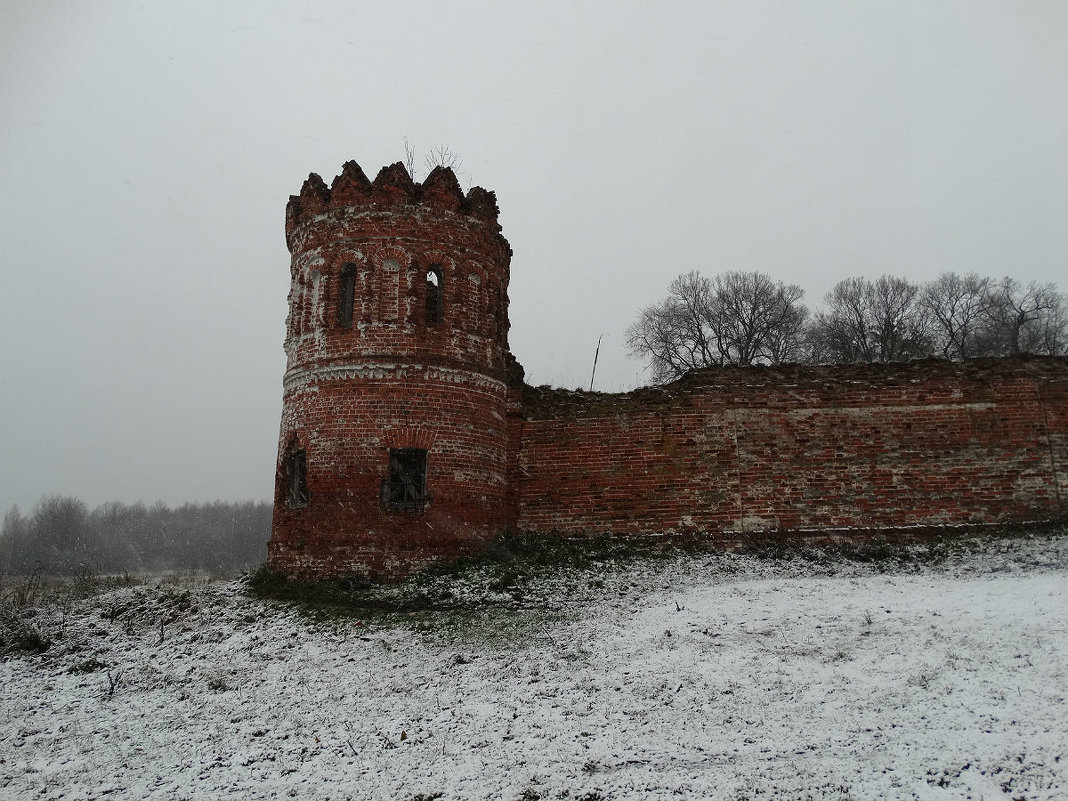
382;448;428;512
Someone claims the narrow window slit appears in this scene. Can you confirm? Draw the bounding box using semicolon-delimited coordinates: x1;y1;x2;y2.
338;264;357;328
426;266;443;326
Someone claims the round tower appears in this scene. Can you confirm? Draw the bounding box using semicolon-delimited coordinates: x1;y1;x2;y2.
268;160;521;580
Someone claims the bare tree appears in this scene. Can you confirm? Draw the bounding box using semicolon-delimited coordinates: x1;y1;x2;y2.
979;277;1067;356
1039;296;1068;356
0;506;27;573
627;270;809;381
32;496;90;557
706;271;809;365
626;272;714;382
808;278;869;363
811;275;931;363
919;272;991;360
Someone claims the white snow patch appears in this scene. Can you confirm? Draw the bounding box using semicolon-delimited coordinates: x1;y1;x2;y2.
2;538;1066;800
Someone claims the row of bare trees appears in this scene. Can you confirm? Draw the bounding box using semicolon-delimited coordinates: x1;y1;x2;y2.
627;271;1067;382
0;497;271;576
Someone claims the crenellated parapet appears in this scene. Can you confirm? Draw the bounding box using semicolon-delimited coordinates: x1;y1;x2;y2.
285;161;501;249
280;159;513;377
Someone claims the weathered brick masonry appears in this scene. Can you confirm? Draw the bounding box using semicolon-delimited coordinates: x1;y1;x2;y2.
269;160;1068;580
518;359;1067;538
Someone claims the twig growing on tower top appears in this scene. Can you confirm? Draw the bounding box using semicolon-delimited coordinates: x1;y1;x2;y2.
425;144;462;174
403;137;418;180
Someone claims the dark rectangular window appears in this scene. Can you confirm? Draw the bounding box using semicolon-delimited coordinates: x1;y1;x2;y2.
382;448;428;512
338;264;357;328
286;448;308;508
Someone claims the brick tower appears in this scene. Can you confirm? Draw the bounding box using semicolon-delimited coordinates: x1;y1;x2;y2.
268;160;520;580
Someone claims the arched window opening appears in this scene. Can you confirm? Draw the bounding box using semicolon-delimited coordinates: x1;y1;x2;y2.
382;448;428;512
284;443;308;509
425;266;443;326
337;264;357;328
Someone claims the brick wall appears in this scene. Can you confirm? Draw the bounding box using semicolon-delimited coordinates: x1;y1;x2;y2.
516;358;1068;538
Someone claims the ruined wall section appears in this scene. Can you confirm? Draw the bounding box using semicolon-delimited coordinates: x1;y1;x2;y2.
269;162;515;580
516;358;1068;538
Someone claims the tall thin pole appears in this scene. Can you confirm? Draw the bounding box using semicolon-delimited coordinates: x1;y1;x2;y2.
589;334;604;392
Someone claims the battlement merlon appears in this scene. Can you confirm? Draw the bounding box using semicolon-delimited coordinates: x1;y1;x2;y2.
284;161;502;250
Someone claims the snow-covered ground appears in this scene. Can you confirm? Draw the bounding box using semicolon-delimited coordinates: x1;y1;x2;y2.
2;534;1066;800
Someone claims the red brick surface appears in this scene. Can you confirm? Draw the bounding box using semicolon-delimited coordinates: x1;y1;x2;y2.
517;359;1068;538
269;161;1068;580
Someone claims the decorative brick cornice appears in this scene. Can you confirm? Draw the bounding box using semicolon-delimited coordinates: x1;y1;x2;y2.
282;361;506;395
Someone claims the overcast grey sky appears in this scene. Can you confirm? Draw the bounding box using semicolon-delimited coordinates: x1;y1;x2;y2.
1;0;1066;513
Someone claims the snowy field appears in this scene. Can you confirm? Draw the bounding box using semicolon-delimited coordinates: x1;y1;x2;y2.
2;533;1066;800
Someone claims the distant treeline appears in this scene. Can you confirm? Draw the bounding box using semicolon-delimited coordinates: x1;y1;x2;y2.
0;497;272;576
628;272;1068;382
